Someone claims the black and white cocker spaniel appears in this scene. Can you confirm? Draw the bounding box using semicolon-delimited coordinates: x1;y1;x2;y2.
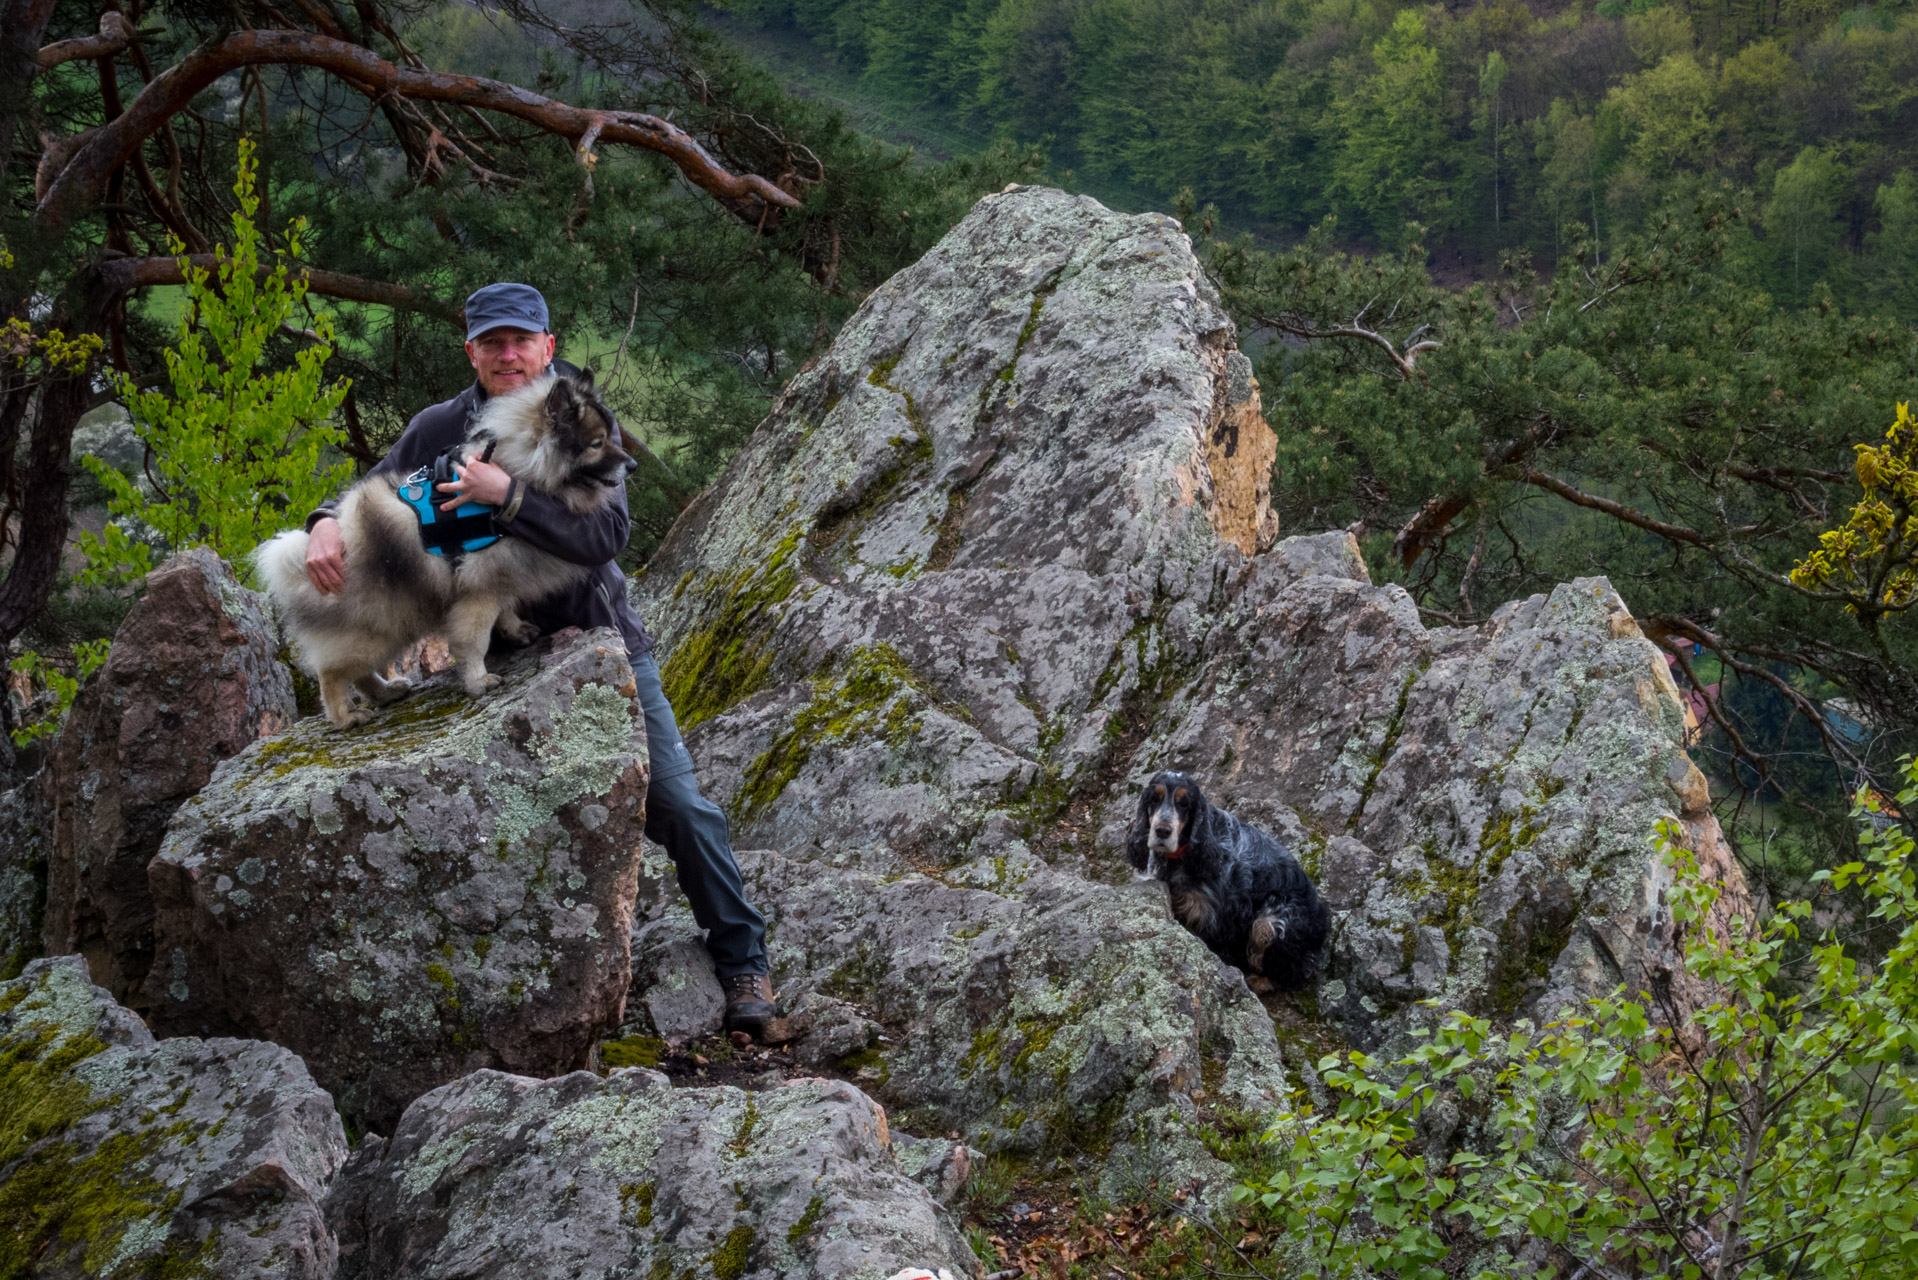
1127;771;1331;992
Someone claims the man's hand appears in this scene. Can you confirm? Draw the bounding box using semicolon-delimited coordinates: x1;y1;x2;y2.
306;517;347;594
437;457;512;510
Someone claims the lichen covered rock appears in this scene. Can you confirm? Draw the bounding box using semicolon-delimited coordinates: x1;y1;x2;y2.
326;1067;977;1280
0;771;49;978
145;628;649;1133
0;956;346;1278
1134;534;1751;1044
638;842;1290;1200
42;546;297;1005
634;185;1279;868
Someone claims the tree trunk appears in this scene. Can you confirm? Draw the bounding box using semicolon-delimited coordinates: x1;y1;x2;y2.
0;358;89;648
0;0;57;191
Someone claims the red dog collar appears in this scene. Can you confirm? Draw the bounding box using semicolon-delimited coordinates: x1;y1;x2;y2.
1165;844;1188;860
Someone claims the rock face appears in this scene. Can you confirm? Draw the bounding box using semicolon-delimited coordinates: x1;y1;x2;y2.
640;845;1289;1198
630;184;1746;1172
0;956;347;1277
41;546;296;1004
146;628;649;1133
0;770;49;977
1132;535;1752;1038
326;1067;977;1280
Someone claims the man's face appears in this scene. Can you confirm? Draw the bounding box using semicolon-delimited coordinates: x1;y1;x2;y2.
465;327;557;397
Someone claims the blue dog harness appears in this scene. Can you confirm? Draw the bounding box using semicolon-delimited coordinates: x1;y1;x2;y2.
398;442;501;560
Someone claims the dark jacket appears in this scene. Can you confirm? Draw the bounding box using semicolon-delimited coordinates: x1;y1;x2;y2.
306;380;655;658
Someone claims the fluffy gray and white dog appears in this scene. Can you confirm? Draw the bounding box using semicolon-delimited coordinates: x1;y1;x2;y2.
256;371;631;728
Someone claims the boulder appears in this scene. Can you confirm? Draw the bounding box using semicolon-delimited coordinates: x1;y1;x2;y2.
627;914;727;1042
42;546;297;1004
628;184;1747;1178
325;1067;978;1280
0;956;347;1277
1130;535;1754;1042
703;845;1289;1199
145;628;649;1133
0;770;49;977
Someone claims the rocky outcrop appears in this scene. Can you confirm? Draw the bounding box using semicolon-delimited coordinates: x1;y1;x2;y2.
326;1067;977;1280
0;770;49;977
636;844;1288;1199
1131;534;1752;1039
41;546;296;1004
145;628;649;1133
629;184;1746;1175
0;956;347;1277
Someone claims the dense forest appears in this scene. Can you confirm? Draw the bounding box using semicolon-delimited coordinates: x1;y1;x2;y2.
728;0;1918;312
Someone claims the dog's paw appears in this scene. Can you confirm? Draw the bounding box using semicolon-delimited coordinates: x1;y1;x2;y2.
496;617;540;646
464;672;503;696
332;709;373;730
374;678;413;705
1245;974;1275;995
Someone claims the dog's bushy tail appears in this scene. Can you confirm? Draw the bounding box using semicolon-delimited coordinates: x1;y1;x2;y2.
253;527;312;605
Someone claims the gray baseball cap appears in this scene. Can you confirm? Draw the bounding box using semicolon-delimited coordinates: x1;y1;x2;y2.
464;283;550;340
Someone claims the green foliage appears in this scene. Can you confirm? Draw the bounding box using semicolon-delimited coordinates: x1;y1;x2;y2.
1237;761;1918;1278
729;0;1918;312
6;641;110;749
1791;401;1918;642
77;141;350;589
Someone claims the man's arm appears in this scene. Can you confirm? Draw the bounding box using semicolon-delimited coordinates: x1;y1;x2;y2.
497;485;630;567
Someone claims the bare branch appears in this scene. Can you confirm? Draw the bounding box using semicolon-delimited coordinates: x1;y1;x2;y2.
96;253;462;323
36;29;803;237
1515;468;1721;545
36;12;136;69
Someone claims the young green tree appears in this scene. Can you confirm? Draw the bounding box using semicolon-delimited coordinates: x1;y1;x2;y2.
1332;11;1453;247
1766;145;1843;303
1867;170;1918;322
1237;761;1918;1278
77;141;352;590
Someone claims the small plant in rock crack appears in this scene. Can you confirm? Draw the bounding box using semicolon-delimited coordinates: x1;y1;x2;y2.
1235;759;1918;1280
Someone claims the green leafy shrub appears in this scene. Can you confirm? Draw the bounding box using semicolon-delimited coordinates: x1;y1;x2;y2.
7;641;111;749
78;139;351;589
1240;761;1918;1279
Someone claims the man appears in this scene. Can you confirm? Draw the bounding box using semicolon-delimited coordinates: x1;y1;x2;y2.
303;282;777;1036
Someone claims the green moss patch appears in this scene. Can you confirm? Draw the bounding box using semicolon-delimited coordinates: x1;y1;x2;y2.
659;528;803;733
620;1181;656;1228
708;1223;756;1280
786;1194;826;1245
601;1036;666;1070
0;976;218;1277
736;645;929;819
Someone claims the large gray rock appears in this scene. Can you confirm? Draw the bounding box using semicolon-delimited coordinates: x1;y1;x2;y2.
1132;537;1753;1042
650;843;1291;1200
145;628;649;1133
0;956;347;1277
628;185;1747;1176
326;1067;978;1280
0;769;49;977
42;546;296;1004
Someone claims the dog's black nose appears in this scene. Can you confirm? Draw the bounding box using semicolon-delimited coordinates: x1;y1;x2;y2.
1153;824;1172;839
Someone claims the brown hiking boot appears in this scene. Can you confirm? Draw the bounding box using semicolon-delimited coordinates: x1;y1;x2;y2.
722;973;776;1036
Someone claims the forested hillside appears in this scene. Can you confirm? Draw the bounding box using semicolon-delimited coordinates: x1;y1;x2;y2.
728;0;1918;313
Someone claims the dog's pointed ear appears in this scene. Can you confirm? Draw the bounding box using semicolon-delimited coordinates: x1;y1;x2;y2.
573;365;596;395
544;375;577;419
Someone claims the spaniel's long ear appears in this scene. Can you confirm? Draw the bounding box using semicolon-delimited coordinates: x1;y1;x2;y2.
1125;786;1152;876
